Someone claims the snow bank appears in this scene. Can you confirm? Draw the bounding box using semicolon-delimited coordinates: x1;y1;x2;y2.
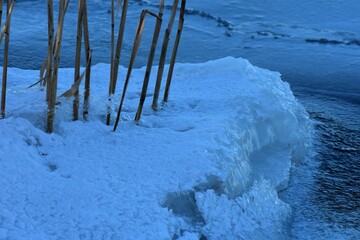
0;57;312;239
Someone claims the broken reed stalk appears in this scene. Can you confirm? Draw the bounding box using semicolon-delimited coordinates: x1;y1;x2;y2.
1;0;15;119
113;10;159;131
163;0;185;102
134;1;164;122
106;0;128;125
46;0;69;133
82;0;91;120
151;0;179;111
45;0;54;101
60;51;91;98
73;0;84;121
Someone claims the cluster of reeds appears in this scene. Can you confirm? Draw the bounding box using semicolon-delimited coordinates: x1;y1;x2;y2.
45;0;91;133
0;0;15;119
0;0;186;133
112;0;186;131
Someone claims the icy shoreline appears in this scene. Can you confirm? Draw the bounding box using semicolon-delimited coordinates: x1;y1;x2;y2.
0;57;312;239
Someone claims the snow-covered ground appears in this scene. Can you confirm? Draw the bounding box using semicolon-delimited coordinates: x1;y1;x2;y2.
0;57;312;239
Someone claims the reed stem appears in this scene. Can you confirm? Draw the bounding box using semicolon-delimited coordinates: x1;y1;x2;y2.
113;10;156;131
0;0;3;117
47;0;68;133
73;0;84;121
0;0;14;44
82;0;91;120
135;1;164;122
1;0;14;119
107;0;115;125
163;0;185;102
106;0;128;125
151;0;179;111
45;0;54;101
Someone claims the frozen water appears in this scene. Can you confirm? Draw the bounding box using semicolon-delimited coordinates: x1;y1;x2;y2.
0;57;311;239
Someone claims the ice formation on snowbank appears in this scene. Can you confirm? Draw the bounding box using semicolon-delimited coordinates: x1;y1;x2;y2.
0;57;312;239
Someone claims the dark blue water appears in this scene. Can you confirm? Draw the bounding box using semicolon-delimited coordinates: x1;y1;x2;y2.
1;0;359;238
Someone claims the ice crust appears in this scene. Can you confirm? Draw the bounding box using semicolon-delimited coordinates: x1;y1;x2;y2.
0;57;312;239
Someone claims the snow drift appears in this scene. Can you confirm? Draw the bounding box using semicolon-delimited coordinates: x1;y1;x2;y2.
0;57;312;239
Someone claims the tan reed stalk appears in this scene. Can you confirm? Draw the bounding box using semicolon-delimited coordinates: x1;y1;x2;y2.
0;0;3;116
107;0;114;123
163;0;186;102
113;10;153;131
134;1;164;122
82;0;91;120
45;0;54;101
110;0;114;78
109;0;115;102
106;0;128;125
151;0;179;111
1;0;14;119
60;50;92;98
47;0;68;133
0;0;14;44
27;73;47;89
59;1;91;100
73;0;84;121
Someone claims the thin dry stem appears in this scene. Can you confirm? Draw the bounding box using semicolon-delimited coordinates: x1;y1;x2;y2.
82;0;91;120
106;0;115;125
151;0;179;111
135;1;164;122
113;10;152;131
73;0;84;121
45;0;54;101
60;51;92;98
163;0;185;102
1;0;13;118
106;0;128;125
47;0;68;133
0;0;14;44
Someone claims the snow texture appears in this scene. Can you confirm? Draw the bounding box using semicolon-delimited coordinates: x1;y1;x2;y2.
0;57;312;239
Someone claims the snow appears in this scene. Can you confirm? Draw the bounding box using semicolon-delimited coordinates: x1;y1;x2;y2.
0;57;312;239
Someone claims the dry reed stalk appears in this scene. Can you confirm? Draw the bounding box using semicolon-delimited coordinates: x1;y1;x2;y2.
113;10;158;131
151;0;179;111
45;0;54;101
134;1;164;122
110;0;114;80
108;0;114;115
106;0;128;125
1;0;14;119
82;0;91;120
163;0;185;102
60;0;91;99
0;0;3;116
73;0;84;121
60;50;92;98
46;0;69;133
27;74;47;89
0;0;14;44
106;0;115;125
